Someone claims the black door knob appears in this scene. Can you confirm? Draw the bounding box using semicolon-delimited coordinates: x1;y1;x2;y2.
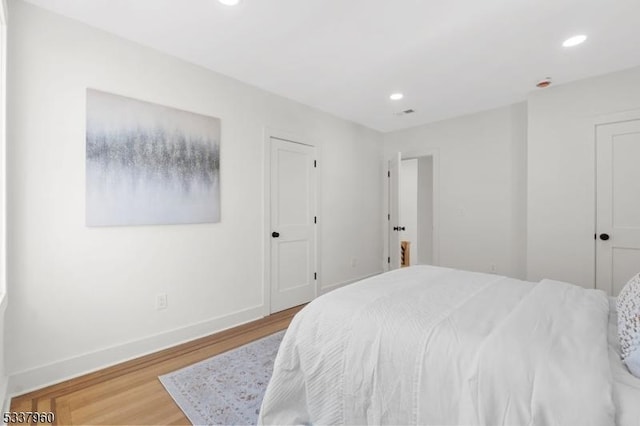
400;226;406;231
599;233;610;241
393;226;399;231
272;231;280;238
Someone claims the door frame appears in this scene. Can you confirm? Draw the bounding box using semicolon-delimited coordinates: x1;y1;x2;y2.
383;149;440;271
594;109;640;294
388;152;402;270
263;127;320;316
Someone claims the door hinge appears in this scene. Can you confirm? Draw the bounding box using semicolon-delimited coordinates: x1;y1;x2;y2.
388;170;390;178
314;160;317;168
314;216;317;224
387;213;390;221
388;257;390;263
314;272;317;280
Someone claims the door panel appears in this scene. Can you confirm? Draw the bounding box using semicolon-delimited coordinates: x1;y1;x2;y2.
277;149;310;225
276;240;310;292
612;248;640;296
596;120;640;295
270;137;316;312
612;133;640;227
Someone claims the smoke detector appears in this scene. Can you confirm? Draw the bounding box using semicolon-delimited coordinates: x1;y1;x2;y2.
536;77;552;88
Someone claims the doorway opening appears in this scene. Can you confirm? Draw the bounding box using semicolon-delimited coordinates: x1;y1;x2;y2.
400;156;434;266
387;151;438;271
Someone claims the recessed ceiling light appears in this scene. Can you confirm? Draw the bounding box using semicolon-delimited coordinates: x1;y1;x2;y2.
562;34;587;47
218;0;240;5
390;93;404;101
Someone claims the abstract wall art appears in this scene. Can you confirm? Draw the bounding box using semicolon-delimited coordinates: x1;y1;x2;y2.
86;89;221;226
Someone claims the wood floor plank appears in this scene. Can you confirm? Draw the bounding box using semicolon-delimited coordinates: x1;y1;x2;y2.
9;305;303;425
9;395;33;412
36;397;52;412
71;382;170;425
54;400;72;426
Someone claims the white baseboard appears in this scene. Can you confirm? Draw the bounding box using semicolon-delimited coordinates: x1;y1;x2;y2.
1;296;8;414
1;376;9;415
6;272;384;399
7;305;264;397
320;271;382;295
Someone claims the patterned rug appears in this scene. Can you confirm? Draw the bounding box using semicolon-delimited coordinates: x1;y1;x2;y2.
159;331;285;425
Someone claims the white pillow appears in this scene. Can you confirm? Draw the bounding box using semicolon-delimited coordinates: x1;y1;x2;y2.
617;273;640;377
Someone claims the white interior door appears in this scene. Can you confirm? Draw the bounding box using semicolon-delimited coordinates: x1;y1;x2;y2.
388;152;402;270
270;137;316;312
596;119;640;296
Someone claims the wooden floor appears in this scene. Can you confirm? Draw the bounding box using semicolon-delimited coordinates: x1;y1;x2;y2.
10;305;304;425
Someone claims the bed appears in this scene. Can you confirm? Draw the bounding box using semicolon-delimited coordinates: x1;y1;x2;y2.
259;265;640;425
608;298;640;426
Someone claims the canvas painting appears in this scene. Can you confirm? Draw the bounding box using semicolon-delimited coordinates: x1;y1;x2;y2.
86;89;221;226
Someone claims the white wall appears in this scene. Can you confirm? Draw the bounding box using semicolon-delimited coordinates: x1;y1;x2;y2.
384;103;528;278
400;159;418;264
417;156;433;265
5;0;383;394
0;0;7;412
511;102;528;280
527;66;640;287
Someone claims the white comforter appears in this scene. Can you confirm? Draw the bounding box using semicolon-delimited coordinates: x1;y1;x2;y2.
259;266;615;426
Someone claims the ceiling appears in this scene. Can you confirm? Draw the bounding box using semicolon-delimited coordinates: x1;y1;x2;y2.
22;0;640;132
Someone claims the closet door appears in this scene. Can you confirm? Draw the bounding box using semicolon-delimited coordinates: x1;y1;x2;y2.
596;119;640;295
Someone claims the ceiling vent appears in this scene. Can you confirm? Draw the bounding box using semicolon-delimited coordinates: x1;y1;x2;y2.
395;109;416;116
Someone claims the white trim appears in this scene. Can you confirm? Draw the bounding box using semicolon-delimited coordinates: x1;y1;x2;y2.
7;305;263;397
319;271;383;295
0;0;7;25
0;381;6;415
0;295;7;413
0;293;6;315
382;158;390;272
594;108;640;126
263;127;320;316
2;390;10;419
262;129;272;317
315;147;323;302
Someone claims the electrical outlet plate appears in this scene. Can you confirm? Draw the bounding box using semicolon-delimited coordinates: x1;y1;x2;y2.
156;293;168;310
